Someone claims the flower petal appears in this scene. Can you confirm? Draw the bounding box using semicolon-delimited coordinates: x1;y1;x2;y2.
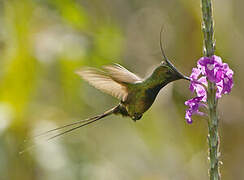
185;55;234;124
185;96;205;124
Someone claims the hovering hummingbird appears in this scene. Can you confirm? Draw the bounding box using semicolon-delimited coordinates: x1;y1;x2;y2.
35;31;190;141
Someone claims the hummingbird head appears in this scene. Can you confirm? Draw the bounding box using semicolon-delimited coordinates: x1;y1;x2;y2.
149;60;188;85
159;59;190;81
148;61;184;84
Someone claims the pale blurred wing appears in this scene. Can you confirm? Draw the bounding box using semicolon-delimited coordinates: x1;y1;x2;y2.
76;68;128;101
103;64;142;83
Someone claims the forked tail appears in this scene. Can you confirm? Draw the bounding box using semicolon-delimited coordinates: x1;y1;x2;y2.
20;105;119;154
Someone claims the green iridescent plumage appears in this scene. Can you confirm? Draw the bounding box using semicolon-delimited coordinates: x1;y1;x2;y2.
33;58;189;141
34;30;190;140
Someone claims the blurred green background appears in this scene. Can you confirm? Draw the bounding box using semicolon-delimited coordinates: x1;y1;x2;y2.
0;0;243;179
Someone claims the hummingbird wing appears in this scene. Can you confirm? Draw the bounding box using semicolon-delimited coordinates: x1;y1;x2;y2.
76;64;142;101
76;67;129;101
103;64;142;83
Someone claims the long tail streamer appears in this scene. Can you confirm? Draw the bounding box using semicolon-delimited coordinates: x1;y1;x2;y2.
19;106;117;154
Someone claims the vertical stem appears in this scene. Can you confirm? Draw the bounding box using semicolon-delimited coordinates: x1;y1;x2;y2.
201;0;221;180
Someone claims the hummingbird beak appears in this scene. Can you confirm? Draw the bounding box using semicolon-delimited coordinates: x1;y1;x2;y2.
183;76;191;81
162;59;190;81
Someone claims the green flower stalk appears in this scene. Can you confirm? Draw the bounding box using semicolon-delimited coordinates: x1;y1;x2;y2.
201;0;220;179
185;1;234;180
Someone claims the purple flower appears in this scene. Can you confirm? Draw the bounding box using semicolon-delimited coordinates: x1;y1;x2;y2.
195;55;234;97
198;56;215;82
216;82;223;99
191;76;207;102
185;96;206;124
189;68;201;92
222;73;233;94
197;55;223;83
185;55;234;123
221;63;234;94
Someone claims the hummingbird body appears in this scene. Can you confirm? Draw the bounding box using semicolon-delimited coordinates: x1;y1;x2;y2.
116;62;185;120
77;61;187;121
35;59;189;141
34;31;190;140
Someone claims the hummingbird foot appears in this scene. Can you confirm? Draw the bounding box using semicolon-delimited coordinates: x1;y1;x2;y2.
132;113;143;121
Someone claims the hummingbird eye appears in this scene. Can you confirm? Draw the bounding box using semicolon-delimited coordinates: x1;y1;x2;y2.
161;61;167;66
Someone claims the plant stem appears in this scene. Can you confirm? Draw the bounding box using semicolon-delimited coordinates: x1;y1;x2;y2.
201;0;221;179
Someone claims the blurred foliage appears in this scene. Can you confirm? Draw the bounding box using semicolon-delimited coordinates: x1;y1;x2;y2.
0;0;243;179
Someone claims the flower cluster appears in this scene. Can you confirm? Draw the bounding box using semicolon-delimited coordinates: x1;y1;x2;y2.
185;55;234;124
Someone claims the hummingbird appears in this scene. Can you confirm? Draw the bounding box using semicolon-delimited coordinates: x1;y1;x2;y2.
35;31;190;141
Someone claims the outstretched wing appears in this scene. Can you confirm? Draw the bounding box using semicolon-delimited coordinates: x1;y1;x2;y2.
76;64;142;101
103;64;142;83
75;67;128;101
